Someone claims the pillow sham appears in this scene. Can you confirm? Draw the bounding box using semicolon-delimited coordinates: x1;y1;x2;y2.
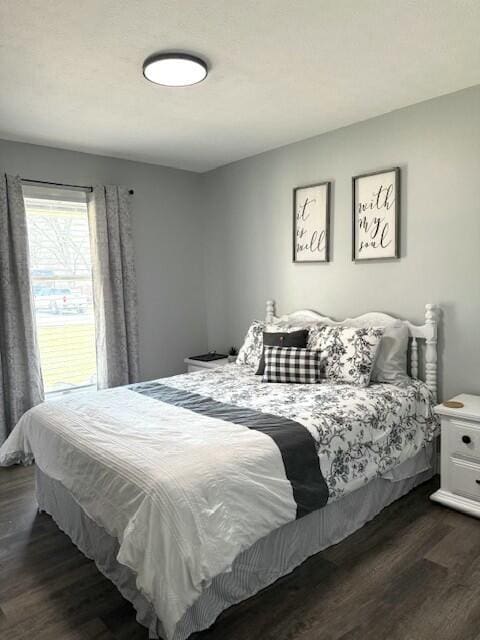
236;320;265;370
308;325;384;387
266;318;315;331
262;346;320;384
256;329;309;375
370;321;409;384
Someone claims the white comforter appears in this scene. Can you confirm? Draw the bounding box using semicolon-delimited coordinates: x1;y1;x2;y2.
0;365;438;638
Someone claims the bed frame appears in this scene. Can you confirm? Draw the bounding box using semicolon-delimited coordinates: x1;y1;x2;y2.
265;300;439;400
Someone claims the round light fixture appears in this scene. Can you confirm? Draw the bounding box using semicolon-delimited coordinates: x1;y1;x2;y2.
143;53;208;87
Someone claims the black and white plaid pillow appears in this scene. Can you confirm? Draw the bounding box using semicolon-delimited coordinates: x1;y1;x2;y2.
262;346;320;384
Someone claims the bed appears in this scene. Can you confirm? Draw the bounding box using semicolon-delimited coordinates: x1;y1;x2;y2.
0;300;440;640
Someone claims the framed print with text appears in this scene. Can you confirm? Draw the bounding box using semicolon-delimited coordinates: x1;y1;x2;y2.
293;181;331;263
352;167;400;261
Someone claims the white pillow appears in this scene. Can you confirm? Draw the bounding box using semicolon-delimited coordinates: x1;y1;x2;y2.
265;322;311;333
371;321;409;384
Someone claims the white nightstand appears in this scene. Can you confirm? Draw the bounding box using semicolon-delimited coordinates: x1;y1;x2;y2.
430;394;480;518
184;356;229;373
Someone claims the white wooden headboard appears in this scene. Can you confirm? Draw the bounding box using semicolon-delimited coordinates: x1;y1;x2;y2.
265;300;439;400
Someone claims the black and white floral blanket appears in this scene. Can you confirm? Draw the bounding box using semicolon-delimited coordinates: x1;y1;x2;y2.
165;363;439;499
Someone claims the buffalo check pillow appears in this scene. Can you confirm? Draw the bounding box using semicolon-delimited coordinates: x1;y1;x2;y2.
256;329;309;375
262;346;320;384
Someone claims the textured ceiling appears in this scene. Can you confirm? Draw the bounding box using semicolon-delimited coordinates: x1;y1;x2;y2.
1;0;479;172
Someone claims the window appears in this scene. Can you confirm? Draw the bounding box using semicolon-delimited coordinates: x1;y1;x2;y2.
23;185;97;394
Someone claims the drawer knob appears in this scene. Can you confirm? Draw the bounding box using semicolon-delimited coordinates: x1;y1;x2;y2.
462;435;472;445
476;480;480;485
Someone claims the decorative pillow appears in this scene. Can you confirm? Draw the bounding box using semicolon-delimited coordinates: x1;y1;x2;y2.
308;326;384;387
236;320;265;370
370;321;409;384
256;329;309;375
307;326;329;378
262;346;320;384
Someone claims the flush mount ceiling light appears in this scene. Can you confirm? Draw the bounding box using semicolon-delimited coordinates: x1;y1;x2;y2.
143;53;208;87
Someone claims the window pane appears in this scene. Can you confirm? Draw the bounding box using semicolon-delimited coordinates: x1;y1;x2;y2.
23;186;97;394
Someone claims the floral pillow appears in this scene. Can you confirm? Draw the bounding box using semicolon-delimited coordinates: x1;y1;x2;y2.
236;320;265;370
308;325;384;387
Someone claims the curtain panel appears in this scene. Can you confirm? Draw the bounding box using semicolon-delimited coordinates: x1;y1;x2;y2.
0;174;44;444
88;186;139;389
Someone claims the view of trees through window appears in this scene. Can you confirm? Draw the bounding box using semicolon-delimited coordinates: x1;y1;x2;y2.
24;186;97;393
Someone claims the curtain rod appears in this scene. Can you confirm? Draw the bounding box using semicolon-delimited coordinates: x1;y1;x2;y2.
21;178;134;195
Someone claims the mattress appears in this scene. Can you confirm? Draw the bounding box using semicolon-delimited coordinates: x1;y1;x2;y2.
36;449;434;640
0;364;439;638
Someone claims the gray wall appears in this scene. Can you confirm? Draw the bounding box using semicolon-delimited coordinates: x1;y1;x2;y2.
0;138;207;382
202;86;480;399
2;85;479;397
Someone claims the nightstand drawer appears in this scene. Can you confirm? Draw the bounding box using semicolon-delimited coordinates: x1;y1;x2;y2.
184;357;229;373
450;458;480;502
448;420;480;461
187;364;206;373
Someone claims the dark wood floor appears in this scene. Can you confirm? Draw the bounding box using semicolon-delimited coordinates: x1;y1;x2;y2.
1;468;479;640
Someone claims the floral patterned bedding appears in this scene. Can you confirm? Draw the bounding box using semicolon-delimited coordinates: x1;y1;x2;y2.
164;363;440;500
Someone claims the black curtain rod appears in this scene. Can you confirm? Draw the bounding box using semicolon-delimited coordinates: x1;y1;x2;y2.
21;178;134;195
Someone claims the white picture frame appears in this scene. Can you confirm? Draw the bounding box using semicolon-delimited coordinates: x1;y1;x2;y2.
293;181;331;263
352;167;400;261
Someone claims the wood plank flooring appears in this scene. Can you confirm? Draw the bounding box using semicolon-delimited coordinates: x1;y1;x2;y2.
1;466;479;640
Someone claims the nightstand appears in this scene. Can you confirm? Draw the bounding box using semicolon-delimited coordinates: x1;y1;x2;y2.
184;357;229;373
430;394;480;518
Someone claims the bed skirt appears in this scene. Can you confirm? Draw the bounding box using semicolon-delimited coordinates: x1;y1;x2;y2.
35;444;434;640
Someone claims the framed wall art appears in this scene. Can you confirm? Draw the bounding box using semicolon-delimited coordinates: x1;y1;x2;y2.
352;167;400;261
293;181;331;263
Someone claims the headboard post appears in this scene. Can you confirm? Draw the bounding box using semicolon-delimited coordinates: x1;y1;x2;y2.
265;300;276;324
425;304;438;402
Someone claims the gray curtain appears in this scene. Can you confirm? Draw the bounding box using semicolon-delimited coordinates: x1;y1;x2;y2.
0;174;44;444
88;185;139;389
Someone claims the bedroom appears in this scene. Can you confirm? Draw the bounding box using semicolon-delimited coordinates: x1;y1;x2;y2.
0;1;479;639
